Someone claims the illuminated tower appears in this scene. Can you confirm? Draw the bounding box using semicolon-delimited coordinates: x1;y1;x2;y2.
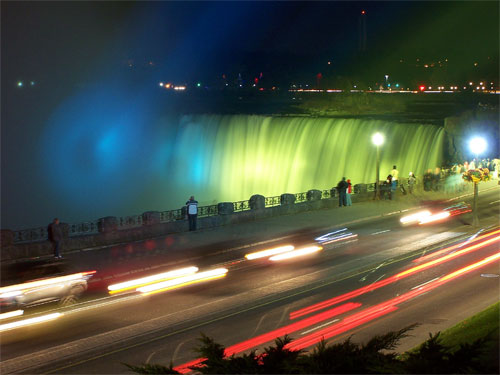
358;10;367;52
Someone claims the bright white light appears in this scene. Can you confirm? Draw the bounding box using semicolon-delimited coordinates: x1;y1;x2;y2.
400;210;432;224
137;268;228;295
0;313;62;332
418;211;450;224
0;310;24;320
469;137;487;155
0;272;94;295
372;132;385;146
159;82;164;87
269;246;322;261
245;245;294;260
107;266;199;293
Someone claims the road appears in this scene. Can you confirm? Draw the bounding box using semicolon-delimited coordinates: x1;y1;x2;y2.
1;189;499;374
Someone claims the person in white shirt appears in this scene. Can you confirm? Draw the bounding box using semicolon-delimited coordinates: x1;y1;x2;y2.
186;196;198;231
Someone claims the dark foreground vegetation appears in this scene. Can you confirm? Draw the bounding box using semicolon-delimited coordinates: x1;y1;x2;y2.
125;303;499;374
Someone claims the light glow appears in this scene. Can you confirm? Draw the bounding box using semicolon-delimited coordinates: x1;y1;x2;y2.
469;137;487;155
400;210;431;224
418;211;450;224
269;246;322;261
0;312;62;332
0;310;24;320
245;245;295;260
371;132;384;146
107;266;199;294
0;271;96;295
137;268;228;295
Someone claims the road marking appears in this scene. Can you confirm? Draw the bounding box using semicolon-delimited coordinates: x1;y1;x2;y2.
480;274;499;278
371;230;391;235
249;313;269;338
411;277;440;290
300;319;339;335
489;200;500;205
145;351;157;364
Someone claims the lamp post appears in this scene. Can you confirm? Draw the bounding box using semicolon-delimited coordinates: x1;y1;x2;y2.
372;132;385;199
468;137;487;227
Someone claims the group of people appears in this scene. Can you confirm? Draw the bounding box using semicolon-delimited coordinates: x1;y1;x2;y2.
336;177;353;207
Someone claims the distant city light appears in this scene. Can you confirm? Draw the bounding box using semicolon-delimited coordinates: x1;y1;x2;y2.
419;85;425;91
159;82;164;87
196;82;201;87
30;81;35;86
17;81;23;87
361;10;366;14
469;82;473;85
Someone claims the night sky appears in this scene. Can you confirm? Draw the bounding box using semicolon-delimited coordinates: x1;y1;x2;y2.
1;1;499;229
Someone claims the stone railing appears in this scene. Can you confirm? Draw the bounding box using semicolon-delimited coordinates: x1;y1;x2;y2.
7;183;378;245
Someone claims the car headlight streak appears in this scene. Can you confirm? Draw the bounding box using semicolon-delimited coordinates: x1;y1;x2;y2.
137;268;228;295
400;210;431;224
107;266;199;294
0;312;62;332
269;246;322;261
0;310;24;320
0;271;95;296
245;245;295;260
315;228;357;244
418;211;450;224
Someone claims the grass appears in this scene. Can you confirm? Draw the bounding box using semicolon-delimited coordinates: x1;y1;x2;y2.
413;302;499;373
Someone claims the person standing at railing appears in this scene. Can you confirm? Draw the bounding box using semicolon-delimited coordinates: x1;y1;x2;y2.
336;177;348;207
390;165;399;194
408;172;416;194
48;218;63;258
186;196;198;231
346;179;352;206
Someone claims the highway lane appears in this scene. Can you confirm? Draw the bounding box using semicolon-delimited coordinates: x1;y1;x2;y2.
32;230;500;374
1;189;499;373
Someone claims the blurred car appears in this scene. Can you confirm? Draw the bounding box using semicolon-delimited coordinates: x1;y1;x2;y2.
0;259;95;311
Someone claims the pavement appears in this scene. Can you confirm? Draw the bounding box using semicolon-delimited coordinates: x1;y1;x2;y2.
51;180;500;289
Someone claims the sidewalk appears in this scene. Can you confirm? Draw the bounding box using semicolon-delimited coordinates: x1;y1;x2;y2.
48;180;498;288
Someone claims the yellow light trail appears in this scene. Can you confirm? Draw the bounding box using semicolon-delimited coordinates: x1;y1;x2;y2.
269;246;322;261
138;268;228;296
245;245;295;260
107;266;199;294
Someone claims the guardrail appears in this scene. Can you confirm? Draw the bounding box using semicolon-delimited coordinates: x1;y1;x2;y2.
7;179;399;244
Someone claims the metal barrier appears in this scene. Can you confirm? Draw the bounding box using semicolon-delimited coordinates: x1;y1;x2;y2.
233;200;250;212
69;221;99;236
265;196;281;207
119;215;143;229
160;209;183;223
198;205;218;218
9;182;379;244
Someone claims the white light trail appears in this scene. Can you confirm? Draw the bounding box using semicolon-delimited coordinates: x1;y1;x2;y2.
0;313;62;332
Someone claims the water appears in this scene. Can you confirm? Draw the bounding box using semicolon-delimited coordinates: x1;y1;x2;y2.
4;113;444;229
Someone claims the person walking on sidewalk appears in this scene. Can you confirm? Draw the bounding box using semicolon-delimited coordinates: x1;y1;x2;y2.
346;179;353;206
336;177;348;207
48;218;63;258
186;196;198;231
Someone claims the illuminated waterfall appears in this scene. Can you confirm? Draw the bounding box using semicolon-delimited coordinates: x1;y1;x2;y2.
169;115;444;204
35;113;443;228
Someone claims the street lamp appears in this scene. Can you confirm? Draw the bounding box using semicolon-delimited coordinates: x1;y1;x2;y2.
468;136;487;227
372;132;385;199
